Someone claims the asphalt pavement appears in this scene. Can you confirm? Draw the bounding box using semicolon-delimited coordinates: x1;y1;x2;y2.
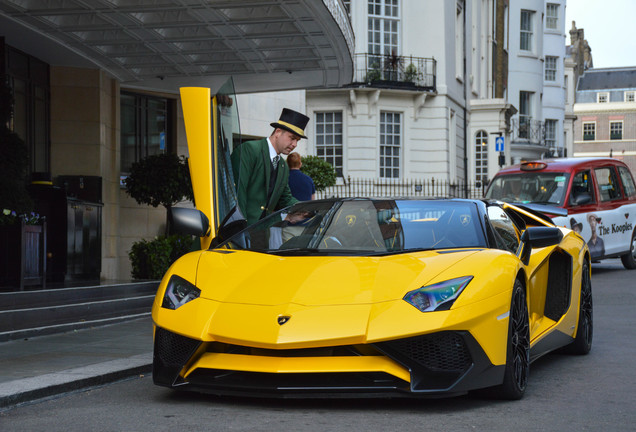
0;259;629;413
0;316;153;410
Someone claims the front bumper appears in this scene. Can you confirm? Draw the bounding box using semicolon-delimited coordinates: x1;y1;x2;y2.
153;326;504;398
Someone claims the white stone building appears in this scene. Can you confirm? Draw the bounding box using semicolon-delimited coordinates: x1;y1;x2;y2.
297;0;514;185
507;0;567;163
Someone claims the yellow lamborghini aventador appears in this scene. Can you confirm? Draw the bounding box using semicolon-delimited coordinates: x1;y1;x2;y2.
151;86;592;400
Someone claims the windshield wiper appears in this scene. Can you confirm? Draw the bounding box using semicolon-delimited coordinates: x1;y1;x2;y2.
398;247;436;254
527;201;558;205
272;248;321;256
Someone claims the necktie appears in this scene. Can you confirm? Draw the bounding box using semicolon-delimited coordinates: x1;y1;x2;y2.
272;155;280;169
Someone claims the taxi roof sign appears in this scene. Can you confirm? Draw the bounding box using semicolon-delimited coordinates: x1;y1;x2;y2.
520;161;547;171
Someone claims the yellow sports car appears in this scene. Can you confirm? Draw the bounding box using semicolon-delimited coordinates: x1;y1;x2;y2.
151;86;592;400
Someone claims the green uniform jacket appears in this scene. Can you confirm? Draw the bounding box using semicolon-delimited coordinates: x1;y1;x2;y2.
231;138;298;225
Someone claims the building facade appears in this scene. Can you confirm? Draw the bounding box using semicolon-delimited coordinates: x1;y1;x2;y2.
573;67;636;174
564;21;593;159
506;0;567;163
303;0;514;188
1;1;353;282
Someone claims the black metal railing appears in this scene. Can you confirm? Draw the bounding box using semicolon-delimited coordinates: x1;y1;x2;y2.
315;177;487;200
511;118;545;146
352;53;436;90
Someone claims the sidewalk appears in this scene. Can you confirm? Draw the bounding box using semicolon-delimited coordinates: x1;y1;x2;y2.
0;317;153;410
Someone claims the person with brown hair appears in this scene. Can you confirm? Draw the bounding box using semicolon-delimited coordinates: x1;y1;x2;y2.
286;152;315;201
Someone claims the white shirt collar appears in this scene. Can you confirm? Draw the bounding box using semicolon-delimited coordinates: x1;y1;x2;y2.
266;137;278;161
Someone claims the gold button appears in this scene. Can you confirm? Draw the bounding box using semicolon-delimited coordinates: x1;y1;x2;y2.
260;206;265;210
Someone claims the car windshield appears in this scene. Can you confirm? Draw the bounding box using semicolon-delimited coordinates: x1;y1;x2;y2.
485;172;570;205
217;199;487;255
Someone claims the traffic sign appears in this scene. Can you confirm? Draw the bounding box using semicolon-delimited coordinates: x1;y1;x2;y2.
495;136;504;152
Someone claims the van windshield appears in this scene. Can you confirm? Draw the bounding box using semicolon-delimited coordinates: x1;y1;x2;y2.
485;172;570;205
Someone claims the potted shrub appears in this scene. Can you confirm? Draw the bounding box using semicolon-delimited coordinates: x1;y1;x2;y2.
124;153;195;279
0;79;46;289
300;156;337;192
0;79;32;214
404;63;420;84
124;152;194;234
128;234;193;280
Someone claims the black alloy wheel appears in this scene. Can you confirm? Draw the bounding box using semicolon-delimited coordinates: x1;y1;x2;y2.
495;279;530;400
563;259;593;355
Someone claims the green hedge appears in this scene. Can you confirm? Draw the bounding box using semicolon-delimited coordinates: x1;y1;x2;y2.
129;234;194;280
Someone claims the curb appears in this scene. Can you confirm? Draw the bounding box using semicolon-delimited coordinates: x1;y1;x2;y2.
0;353;152;410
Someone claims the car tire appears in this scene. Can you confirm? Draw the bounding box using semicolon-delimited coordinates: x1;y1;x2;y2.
620;228;636;270
562;260;593;355
493;279;530;400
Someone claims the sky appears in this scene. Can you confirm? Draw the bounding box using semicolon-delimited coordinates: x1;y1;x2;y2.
565;0;636;68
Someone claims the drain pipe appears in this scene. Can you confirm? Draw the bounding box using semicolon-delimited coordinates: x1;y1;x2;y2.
462;0;469;198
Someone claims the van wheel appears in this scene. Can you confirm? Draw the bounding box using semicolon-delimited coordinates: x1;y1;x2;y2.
621;228;636;269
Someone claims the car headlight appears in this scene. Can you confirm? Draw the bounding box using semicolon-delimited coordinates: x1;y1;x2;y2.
162;275;201;310
403;276;473;312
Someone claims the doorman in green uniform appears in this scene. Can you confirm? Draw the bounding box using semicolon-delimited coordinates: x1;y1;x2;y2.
231;108;310;226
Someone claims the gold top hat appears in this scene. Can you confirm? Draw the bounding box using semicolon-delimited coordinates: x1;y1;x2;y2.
271;108;309;139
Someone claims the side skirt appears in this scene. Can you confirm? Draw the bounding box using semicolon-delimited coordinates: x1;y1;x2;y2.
530;330;574;362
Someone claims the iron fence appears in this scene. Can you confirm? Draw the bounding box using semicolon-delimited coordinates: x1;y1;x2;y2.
315;177;488;200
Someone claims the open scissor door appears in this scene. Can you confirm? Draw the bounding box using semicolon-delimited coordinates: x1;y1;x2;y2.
180;79;240;248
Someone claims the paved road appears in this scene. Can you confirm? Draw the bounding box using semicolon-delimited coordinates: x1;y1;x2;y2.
1;260;634;432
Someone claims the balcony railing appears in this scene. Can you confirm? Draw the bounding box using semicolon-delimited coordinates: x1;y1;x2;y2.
352;53;436;90
511;118;545;146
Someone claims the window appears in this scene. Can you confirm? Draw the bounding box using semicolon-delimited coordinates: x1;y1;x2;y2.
583;122;596;141
545;119;557;149
546;3;559;30
618;166;636;198
6;46;50;174
520;10;534;51
380;111;401;178
594;167;621;201
597;92;609;103
487;205;520;253
625;91;635;102
519;91;533;138
545;56;558;81
610;121;623;140
570;170;595;206
343;0;351;16
475;131;488;182
120;92;171;175
368;0;400;70
315;112;344;177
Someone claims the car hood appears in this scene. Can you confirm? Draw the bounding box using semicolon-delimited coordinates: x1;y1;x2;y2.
195;249;481;307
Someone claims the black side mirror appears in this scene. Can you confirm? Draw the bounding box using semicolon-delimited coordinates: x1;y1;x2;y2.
210;206;248;248
169;207;210;237
519;226;564;265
